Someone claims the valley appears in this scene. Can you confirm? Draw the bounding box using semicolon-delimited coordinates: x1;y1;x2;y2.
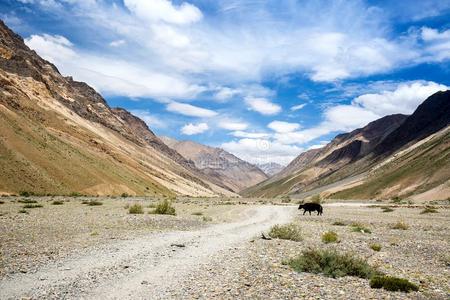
0;5;449;300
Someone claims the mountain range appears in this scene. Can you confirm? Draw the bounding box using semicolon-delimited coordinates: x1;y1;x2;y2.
0;20;449;200
160;136;267;192
243;91;450;200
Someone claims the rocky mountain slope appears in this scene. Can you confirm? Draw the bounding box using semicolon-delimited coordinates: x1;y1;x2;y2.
0;20;234;197
160;136;268;192
243;91;450;199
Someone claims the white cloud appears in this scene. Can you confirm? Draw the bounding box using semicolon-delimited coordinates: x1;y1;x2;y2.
268;121;300;133
421;27;450;41
124;0;202;25
109;39;126;47
353;81;448;116
129;110;165;129
274;80;448;145
218;120;248;131
25;34;204;99
308;141;329;150
230;131;271;139
166;101;217;117
291;103;307;111
420;27;450;62
221;138;303;165
213;87;240;101
25;34;76;62
245;97;281;115
181;123;208;135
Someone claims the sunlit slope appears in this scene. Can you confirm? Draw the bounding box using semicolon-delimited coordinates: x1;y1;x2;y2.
330;126;450;199
0;20;233;197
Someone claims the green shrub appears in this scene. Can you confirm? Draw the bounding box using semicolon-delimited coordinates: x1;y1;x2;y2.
332;221;346;226
22;204;43;209
121;193;129;198
370;243;382;251
0;200;4;204
192;211;203;216
52;200;64;205
391;196;402;203
420;207;438;214
18;199;37;204
69;192;83;197
381;207;394;213
350;223;372;234
370;275;419;293
128;204;144;214
322;231;339;243
19;191;33;197
287;249;378;279
268;223;302;242
391;221;409;230
82;200;103;206
151;199;176;215
202;216;212;222
18;209;29;214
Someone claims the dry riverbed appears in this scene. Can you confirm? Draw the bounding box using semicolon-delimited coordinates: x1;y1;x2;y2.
0;197;449;299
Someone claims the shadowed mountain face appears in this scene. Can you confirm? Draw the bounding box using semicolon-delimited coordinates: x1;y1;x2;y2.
0;20;235;197
160;136;268;192
244;92;450;199
374;91;450;156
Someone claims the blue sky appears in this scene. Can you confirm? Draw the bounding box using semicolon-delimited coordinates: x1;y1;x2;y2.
1;0;450;165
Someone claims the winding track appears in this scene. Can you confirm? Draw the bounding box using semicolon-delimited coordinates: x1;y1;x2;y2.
0;205;294;299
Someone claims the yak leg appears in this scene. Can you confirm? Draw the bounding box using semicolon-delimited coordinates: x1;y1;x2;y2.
303;210;306;215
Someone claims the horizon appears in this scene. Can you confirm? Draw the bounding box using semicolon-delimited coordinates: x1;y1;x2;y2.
1;0;450;165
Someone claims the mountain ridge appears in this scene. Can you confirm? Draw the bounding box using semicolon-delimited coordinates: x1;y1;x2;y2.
160;136;268;192
0;20;234;197
243;93;449;199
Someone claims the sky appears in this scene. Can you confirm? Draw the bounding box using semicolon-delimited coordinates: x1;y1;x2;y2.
1;0;450;165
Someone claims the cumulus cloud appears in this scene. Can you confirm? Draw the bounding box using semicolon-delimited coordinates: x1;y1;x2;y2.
268;121;301;133
123;0;202;25
25;34;204;99
419;27;450;62
245;97;281;115
353;81;448;116
221;138;303;165
275;81;448;145
181;123;209;135
218;120;248;131
166;102;218;117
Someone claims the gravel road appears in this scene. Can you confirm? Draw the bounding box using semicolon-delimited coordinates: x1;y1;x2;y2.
0;205;294;299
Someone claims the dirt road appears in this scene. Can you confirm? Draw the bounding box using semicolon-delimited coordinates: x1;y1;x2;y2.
0;205;294;299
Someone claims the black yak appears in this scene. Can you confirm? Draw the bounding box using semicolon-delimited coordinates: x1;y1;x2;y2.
298;203;323;215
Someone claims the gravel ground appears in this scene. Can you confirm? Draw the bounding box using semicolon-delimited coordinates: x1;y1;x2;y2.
0;199;449;299
0;196;248;278
167;204;450;300
0;205;293;299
